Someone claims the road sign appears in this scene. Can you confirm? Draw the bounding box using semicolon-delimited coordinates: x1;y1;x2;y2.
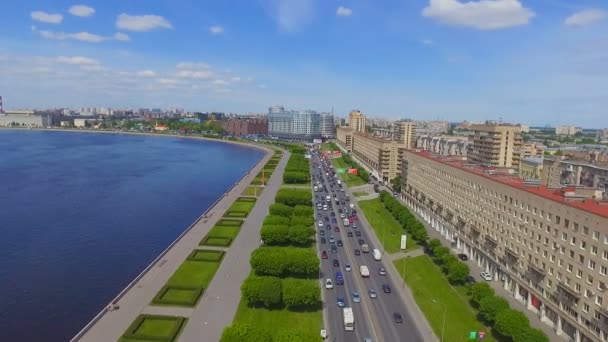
400;235;407;250
337;168;346;174
468;331;477;340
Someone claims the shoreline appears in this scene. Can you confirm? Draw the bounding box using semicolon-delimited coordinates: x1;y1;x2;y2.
4;126;277;341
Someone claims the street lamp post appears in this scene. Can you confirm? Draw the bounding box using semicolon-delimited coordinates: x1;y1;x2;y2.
432;299;447;342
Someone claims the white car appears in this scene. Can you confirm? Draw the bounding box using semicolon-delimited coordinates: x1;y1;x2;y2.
480;271;493;281
318;221;324;227
345;264;352;272
325;278;334;289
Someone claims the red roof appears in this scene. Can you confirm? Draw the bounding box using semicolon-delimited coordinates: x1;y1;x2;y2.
412;151;608;218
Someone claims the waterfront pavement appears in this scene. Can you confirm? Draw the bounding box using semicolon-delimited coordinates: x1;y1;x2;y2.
177;150;289;342
76;146;285;342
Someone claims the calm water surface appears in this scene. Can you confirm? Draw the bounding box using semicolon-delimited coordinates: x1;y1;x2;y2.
0;130;263;341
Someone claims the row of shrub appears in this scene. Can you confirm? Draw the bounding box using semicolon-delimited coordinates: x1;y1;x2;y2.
275;189;312;207
380;191;549;342
241;275;319;309
468;282;549;342
284;152;310;184
378;191;429;243
269;203;314;218
250;247;319;278
222;323;316;342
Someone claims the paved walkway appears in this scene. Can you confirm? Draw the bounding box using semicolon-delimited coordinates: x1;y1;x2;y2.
178;151;289;342
385;248;425;262
395;193;563;341
75;146;278;342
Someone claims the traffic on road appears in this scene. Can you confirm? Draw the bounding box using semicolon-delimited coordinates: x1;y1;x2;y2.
311;150;423;342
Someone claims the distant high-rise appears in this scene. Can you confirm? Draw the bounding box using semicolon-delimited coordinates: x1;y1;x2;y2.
393;120;416;149
267;106;321;140
348;110;366;133
319;113;335;138
467;122;522;168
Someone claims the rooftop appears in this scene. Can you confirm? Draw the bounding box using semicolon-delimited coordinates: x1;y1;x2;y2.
412;150;608;218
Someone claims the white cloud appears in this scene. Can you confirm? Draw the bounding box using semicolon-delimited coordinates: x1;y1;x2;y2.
421;38;435;46
70;32;106;43
114;32;130;41
69;5;95;17
213;79;229;86
175;70;214;80
176;62;210;70
564;9;607;27
231;76;241;82
263;0;315;32
209;26;224;34
137;70;156;77
31;11;63;24
56;56;101;70
422;0;535;30
116;14;173;32
336;6;353;17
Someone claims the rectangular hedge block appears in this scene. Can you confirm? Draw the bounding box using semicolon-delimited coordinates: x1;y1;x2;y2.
121;315;187;342
188;249;225;262
236;197;257;203
216;219;243;227
151;286;204;307
224;210;248;218
200;236;232;247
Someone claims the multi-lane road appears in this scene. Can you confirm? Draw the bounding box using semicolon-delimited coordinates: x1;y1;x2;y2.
311;151;424;342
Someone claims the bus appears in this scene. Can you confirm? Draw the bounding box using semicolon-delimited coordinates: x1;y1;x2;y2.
343;307;354;331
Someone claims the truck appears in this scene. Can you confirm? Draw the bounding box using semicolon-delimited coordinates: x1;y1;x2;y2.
343;218;350;227
361;244;370;253
343;307;355;331
360;265;370;277
373;248;381;261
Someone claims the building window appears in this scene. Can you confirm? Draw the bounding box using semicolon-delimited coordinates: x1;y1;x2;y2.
586;289;593;298
556;216;561;224
571;237;576;246
562;232;567;241
588;275;594;285
600;266;607;276
569;250;575;259
589;260;596;270
576;269;582;278
583;226;589;236
596;296;603;306
583;303;590;313
581;241;587;250
567;264;573;273
550;254;555;262
576;283;581;293
603;250;608;260
591;246;598;255
594;230;600;240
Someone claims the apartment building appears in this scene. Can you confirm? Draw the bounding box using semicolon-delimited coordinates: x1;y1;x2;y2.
222;117;268;136
350;134;406;182
467;122;523;168
336;127;353;152
417;135;469;157
543;157;608;191
348;110;367;133
523;143;546;158
267;106;321;140
520;157;544;180
320;112;335;138
557;126;583;136
394;120;417;149
401;150;608;342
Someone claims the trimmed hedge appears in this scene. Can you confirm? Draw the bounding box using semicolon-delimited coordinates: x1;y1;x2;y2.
250;247;319;278
275;189;312;207
122;315;187;342
152;286;204;307
200;236;232;247
237;197;257;203
188;249;225;262
263;215;290;226
269;203;293;217
216;219;243;227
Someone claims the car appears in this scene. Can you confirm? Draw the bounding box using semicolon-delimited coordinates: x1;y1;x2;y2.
322;251;328;259
393;312;403;323
341;200;345;204
363;338;372;342
466;275;477;284
338;209;343;213
340;213;345;219
355;230;362;237
333;259;340;267
329;236;335;243
316;213;321;218
331;218;337;224
320;237;326;244
458;253;468;261
331;245;337;253
480;271;493;281
352;291;361;303
382;284;391;293
319;230;325;236
318;221;324;227
324;217;329;222
378;267;387;276
330;212;336;217
325;278;333;289
347;232;353;237
354;249;361;256
352;223;358;229
345;264;352;272
337;240;343;247
368;289;377;298
358;239;365;245
335;226;340;232
337;296;345;307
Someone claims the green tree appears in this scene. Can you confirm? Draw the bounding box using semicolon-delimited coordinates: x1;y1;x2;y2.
220;323;272;342
263;215;290;226
447;261;470;284
428;239;442;252
468;282;495;305
494;309;530;339
269;203;293;218
282;278;319;309
478;295;510;324
287;225;314;246
240;275;282;307
391;175;402;192
513;327;549;342
292;205;314;217
260;225;290;245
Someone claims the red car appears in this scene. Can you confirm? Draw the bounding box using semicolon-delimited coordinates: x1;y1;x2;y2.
322;251;328;259
349;218;353;223
334;226;340;232
353;215;358;221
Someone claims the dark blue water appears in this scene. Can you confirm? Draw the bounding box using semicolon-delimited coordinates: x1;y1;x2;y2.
0;130;263;342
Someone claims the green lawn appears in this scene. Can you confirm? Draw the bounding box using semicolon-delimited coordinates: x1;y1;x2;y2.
120;315;186;342
233;298;322;339
358;198;417;253
332;157;366;187
166;260;221;289
225;199;256;215
242;186;263;196
203;224;240;241
353;191;369;197
393;256;495;342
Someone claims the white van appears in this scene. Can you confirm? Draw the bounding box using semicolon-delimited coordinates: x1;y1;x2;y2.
373;249;381;261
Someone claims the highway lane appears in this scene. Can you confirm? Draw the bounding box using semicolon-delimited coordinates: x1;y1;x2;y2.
312;151;425;342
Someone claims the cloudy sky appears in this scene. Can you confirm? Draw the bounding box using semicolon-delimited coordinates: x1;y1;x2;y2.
0;0;607;127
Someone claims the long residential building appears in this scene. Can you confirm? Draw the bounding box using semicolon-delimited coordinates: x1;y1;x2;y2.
222;117;268;136
401;150;608;342
267;105;321;140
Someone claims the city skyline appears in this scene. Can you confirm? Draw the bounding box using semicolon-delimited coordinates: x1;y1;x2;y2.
1;0;607;127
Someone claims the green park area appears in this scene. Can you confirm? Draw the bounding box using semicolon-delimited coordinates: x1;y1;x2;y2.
358;198;417;253
393;256;494;342
353;191;368;197
242;185;263;196
200;219;243;247
224;197;257;218
152;251;224;307
120;315;187;342
332;157;366;187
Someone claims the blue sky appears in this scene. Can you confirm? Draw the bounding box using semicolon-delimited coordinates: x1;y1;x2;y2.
0;0;607;127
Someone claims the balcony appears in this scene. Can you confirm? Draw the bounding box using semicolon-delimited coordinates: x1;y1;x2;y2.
553;281;581;306
485;234;498;246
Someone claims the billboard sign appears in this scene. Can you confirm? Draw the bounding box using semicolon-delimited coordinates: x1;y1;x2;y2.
400;235;407;250
337;168;346;174
347;168;358;175
333;150;342;157
313;139;322;144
